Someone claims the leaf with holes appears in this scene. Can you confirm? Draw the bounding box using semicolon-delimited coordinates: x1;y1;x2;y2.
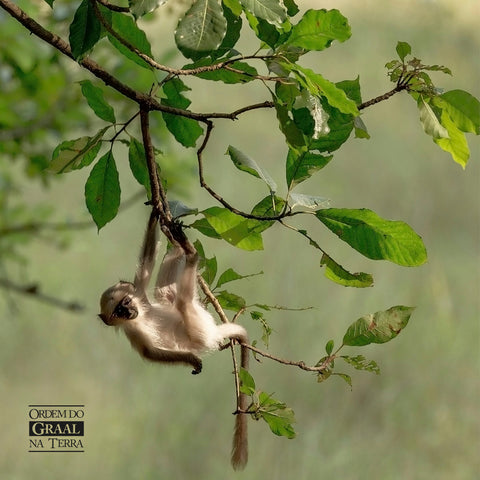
342;306;414;346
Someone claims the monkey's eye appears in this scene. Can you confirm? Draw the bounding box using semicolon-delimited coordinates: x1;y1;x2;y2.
113;296;134;319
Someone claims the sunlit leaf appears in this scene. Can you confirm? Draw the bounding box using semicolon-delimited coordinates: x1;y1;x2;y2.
316;208;427;266
202;207;266;250
418;97;448;139
291;66;359;116
433;89;480;135
434;110;470;168
320;253;373;288
287;9;351;50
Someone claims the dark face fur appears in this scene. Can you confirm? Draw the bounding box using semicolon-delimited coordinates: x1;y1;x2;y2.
98;282;138;326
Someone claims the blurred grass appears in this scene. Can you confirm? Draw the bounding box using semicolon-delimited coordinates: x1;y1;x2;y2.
1;0;479;479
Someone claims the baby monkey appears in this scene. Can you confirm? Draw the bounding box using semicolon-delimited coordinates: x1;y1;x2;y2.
98;212;249;469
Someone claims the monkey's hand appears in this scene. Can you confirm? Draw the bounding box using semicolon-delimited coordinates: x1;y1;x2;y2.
191;357;202;375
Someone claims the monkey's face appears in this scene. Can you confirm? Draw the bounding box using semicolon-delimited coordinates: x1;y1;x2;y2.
98;282;138;326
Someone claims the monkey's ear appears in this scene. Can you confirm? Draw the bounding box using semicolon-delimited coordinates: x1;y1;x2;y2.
98;313;110;325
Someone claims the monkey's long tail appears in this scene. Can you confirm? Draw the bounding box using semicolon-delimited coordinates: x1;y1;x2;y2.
231;344;249;470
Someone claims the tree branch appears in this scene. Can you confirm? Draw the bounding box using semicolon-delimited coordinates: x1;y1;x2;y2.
242;343;332;373
0;278;84;312
0;0;274;123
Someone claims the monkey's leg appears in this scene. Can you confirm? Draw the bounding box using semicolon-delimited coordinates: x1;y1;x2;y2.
134;212;159;291
142;345;202;375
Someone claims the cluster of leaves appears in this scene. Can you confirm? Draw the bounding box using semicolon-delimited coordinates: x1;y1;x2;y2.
387;42;479;168
235;305;414;437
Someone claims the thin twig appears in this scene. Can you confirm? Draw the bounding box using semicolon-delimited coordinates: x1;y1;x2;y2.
0;0;274;124
197;275;230;324
242;343;331;373
96;0;129;12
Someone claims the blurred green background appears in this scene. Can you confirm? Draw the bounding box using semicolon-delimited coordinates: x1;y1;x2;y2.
1;0;479;479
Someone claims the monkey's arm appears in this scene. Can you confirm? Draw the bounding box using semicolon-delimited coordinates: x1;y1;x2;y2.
141;345;203;375
134;212;159;292
153;247;183;303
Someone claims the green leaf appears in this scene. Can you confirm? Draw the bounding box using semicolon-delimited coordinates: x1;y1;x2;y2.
79;80;116;123
185;60;257;84
190;218;223;239
223;0;243;16
162;79;203;147
201;207;265;250
85;151;121;229
69;0;102;60
309;101;355;153
107;12;154;70
343;306;414;346
216;268;262;288
320;253;374;288
49;128;108;173
175;0;227;60
43;0;55;8
244;10;281;48
325;339;334;355
433;89;480;135
258;392;296;438
211;4;243;60
418;97;448;139
333;372;352;388
315;208;427;266
287;9;351;50
239;367;256;395
292;66;359;116
129;0;166;18
216;290;247;311
341;355;380;374
286;148;333;188
250;310;272;347
396;41;411;61
283;0;299;16
128;138;151;197
226;145;277;193
239;0;287;27
354;116;370;139
434;110;470;168
202;255;217;285
251;195;286;220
